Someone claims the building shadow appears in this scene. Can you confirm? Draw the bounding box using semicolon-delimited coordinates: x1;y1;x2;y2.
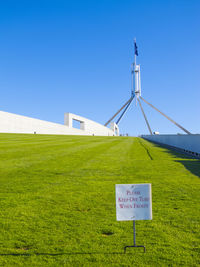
175;160;200;178
148;141;196;159
144;140;200;178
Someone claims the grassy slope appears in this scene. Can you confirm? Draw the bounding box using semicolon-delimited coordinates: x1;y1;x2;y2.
0;134;199;266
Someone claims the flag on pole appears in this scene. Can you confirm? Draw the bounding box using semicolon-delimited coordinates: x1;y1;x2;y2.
134;40;138;56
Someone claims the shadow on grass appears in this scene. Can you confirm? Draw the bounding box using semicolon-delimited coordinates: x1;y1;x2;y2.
150;141;195;159
175;160;200;178
144;140;200;178
138;138;153;160
0;252;125;256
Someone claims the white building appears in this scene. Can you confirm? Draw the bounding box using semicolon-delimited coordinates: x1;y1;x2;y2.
0;111;119;136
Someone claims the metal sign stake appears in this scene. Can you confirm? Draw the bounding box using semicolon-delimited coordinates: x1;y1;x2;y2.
124;220;146;253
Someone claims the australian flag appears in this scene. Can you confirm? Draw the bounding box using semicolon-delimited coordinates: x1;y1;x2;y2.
134;41;138;56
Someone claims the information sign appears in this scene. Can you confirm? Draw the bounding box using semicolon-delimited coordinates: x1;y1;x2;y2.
116;184;152;221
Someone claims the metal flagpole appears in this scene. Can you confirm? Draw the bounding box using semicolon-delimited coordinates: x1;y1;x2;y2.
134;38;137;67
134;38;141;107
134;38;137;105
140;96;191;134
131;63;134;97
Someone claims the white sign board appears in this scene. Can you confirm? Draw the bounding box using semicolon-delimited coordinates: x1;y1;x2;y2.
116;184;152;221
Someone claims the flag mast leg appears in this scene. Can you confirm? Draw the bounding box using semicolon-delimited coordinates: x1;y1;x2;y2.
116;97;134;125
104;97;134;127
138;98;153;135
140;96;191;134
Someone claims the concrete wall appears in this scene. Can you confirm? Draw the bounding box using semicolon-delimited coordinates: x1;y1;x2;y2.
110;122;119;136
142;134;200;156
64;113;116;136
0;110;117;136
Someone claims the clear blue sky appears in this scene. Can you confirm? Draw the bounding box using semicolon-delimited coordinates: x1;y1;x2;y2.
0;0;199;135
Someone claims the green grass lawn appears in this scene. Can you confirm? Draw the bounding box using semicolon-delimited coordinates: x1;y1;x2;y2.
0;133;199;266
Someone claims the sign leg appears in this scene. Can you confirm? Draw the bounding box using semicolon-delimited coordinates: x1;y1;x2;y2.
124;221;146;253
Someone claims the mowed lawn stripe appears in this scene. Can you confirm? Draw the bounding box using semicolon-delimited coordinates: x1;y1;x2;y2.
0;134;199;266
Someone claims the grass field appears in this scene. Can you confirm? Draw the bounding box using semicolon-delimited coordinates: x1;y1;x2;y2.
0;133;199;266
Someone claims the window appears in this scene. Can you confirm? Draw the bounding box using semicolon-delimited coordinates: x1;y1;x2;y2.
73;119;81;129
